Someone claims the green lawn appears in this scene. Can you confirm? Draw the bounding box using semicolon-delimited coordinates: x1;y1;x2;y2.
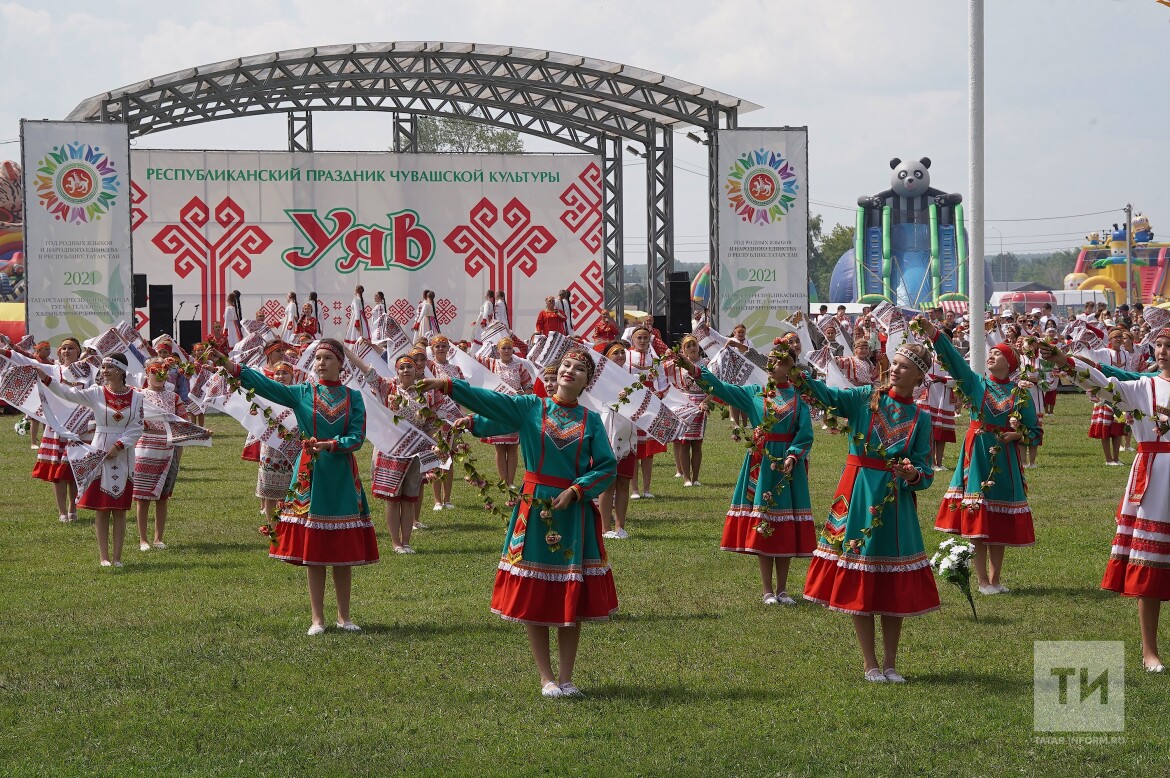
0;393;1162;776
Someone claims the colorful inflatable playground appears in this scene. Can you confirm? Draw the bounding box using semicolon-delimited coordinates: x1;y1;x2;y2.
0;159;25;340
829;156;991;308
1066;216;1170;305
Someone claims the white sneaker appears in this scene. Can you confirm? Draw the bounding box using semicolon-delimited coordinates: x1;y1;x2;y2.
674;472;683;478
614;528;629;539
152;542;166;550
683;481;694;487
691;481;701;487
776;592;797;606
641;492;655;499
883;668;906;683
863;668;887;682
978;584;1000;595
336;621;361;632
432;502;444;511
762;593;779;606
402;545;416;554
994;584;1011;594
139;542;151;552
100;560;112;567
541;682;564;698
443;502;455;510
307;624;326;636
413;521;428;530
602;530;619;539
630;493;641;500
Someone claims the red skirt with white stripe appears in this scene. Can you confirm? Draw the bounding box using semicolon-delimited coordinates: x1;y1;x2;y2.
31;429;71;483
1089;403;1125;439
78;480;134;512
1102;509;1170;600
803;542;941;617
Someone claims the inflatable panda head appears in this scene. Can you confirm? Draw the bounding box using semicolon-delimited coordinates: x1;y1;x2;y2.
889;157;931;198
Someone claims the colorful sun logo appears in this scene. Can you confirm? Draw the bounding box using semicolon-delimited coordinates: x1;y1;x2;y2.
34;142;121;225
724;149;799;225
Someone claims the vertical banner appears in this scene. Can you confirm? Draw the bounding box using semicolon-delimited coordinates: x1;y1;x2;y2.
716;127;808;344
21;120;132;344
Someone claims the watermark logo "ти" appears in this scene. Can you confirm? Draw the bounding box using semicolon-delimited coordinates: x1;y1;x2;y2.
1034;641;1124;733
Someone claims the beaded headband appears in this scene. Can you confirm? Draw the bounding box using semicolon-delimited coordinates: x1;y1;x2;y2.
395;354;415;368
497;337;515;349
101;356;127;372
894;346;931;375
430;335;450;346
316;341;344;362
562;347;596;382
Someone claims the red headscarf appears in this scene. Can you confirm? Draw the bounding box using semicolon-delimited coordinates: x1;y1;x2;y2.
992;342;1019;373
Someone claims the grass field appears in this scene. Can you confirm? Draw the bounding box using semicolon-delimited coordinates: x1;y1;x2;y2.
0;392;1163;776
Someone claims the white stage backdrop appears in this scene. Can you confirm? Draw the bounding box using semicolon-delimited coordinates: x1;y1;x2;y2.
129;151;604;340
22;120;132;343
716;127;808;344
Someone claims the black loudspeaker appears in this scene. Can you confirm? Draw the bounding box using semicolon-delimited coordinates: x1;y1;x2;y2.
132;274;148;309
148;284;173;342
178;320;203;354
670;270;690;284
667;280;692;341
652;314;674;348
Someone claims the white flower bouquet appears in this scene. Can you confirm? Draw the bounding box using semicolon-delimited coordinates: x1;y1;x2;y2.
14;417;29;436
930;538;978;621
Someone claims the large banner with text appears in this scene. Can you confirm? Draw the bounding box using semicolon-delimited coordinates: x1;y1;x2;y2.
716;127;808;344
128;150;604;341
22;120;132;343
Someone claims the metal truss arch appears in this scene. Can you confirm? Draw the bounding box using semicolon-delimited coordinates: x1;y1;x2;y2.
67;41;758;319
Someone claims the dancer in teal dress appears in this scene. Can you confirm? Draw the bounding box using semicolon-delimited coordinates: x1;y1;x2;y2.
213;338;377;636
916;317;1040;596
421;346;616;699
799;342;939;683
681;338;815;606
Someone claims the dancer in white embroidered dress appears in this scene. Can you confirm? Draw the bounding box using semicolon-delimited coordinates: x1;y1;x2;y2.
40;352;144;567
133;357;188;551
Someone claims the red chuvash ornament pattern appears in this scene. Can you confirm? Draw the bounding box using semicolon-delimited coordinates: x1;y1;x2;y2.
150;196;272;333
390;298;415;325
559;162;602;253
568;260;605;337
436;299;458;326
444;197;557;312
259;299;285;328
130;180;148;232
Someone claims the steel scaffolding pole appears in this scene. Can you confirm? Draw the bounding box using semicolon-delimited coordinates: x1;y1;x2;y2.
602;135;625;325
707;123;720;330
287;111;313;152
645;125;673;317
393;113;417;153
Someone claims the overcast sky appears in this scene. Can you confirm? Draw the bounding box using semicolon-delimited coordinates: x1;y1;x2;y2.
2;0;1167;262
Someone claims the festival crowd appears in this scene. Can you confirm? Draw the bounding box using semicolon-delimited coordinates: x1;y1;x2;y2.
4;285;1169;695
